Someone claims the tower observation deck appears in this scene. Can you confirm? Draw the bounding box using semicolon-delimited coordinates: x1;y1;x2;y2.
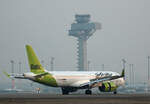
69;14;101;71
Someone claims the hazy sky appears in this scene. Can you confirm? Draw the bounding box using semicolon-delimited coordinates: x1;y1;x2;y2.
0;0;150;84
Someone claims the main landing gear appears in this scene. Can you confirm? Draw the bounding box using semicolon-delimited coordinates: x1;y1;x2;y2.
113;90;117;94
85;89;92;95
61;88;69;95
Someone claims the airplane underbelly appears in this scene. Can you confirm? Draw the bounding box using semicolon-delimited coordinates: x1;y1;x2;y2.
54;76;91;87
56;79;76;86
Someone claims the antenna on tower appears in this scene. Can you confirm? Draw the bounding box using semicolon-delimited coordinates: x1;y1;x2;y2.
69;14;101;71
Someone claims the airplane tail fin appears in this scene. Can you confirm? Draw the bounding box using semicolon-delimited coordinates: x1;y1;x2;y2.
26;45;45;74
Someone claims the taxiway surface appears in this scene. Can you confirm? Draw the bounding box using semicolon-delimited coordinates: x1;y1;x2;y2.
0;93;150;104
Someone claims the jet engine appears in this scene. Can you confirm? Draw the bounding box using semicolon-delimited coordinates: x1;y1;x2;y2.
98;82;117;92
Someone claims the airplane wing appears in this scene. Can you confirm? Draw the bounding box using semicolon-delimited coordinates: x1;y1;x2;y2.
79;69;125;88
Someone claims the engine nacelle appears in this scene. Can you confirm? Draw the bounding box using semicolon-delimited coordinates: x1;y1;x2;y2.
98;82;117;92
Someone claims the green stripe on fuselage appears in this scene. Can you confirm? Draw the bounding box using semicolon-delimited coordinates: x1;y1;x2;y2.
35;73;58;87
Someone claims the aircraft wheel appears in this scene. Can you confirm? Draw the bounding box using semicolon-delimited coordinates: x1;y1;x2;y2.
62;88;69;95
113;91;117;94
85;90;92;95
62;91;69;95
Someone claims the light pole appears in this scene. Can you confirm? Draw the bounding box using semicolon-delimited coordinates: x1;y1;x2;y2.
51;57;54;71
129;64;132;88
148;56;150;91
41;60;44;67
131;64;134;88
18;61;22;89
87;61;90;71
148;56;150;83
10;60;14;74
10;60;15;90
19;61;21;74
102;64;104;71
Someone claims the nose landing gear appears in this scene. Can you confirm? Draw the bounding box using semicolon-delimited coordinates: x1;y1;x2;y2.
61;88;69;95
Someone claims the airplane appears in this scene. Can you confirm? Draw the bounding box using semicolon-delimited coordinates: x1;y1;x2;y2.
4;45;125;95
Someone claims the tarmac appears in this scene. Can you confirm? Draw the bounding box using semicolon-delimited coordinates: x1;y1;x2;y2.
0;93;150;104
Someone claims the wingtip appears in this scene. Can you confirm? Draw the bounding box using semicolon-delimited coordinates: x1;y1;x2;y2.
3;70;10;78
121;69;125;77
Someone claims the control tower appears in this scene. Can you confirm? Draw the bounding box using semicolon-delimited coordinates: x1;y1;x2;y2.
69;14;101;71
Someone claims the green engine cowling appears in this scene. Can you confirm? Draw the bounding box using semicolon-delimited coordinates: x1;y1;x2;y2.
99;82;117;92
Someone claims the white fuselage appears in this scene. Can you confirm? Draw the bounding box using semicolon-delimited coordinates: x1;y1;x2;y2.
48;71;125;88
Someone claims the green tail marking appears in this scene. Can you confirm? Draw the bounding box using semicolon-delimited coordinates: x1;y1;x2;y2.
26;45;45;74
26;45;58;87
